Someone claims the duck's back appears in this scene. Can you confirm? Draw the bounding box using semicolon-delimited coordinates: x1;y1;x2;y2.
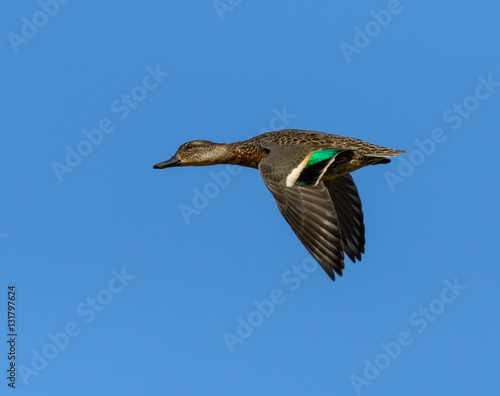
256;129;397;155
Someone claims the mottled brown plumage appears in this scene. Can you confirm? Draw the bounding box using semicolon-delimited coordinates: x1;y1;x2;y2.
154;129;405;282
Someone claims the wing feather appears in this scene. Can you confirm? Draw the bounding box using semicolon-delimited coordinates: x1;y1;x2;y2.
324;175;365;262
260;174;345;280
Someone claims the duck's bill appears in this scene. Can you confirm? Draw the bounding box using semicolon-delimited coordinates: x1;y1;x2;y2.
153;155;180;169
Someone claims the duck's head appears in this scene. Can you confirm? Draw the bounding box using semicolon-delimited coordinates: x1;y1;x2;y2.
153;140;227;169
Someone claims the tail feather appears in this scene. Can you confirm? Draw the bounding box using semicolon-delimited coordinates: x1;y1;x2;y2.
369;149;406;165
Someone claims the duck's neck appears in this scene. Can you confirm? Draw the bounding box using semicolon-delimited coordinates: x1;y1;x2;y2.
220;140;267;169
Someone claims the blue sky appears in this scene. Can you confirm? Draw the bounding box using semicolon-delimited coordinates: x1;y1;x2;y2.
1;1;499;395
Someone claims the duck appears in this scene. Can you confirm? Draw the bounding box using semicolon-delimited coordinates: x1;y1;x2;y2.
154;129;405;282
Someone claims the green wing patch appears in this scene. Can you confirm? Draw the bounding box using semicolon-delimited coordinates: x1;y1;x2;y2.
306;149;341;167
296;149;342;186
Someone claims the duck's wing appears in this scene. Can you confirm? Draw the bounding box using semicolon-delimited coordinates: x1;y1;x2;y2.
258;146;345;281
324;175;365;262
